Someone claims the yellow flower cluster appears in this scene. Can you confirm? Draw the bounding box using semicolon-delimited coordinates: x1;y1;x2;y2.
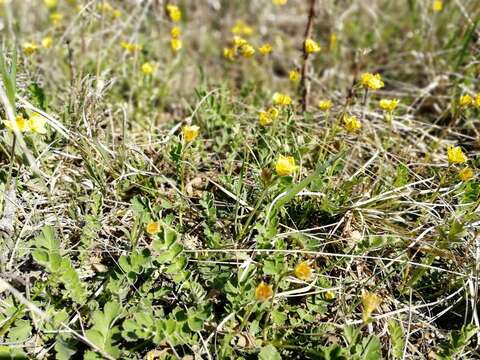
272;92;292;106
458;167;474;182
289;70;300;82
294;261;313;281
275;155;298;176
318;99;333;111
258;43;273;56
379;98;399;112
255;282;273;301
223;36;258;60
432;0;443;12
459;93;480;108
166;4;182;22
447;146;467;164
230;20;254;37
258;107;279;126
304;38;321;54
141;62;155;76
120;41;142;54
182;125;200;142
360;72;384;90
146;221;161;235
272;0;288;6
3;114;48;134
343;115;361;133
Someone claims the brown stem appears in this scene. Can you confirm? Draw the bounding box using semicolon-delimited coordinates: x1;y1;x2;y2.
300;0;317;112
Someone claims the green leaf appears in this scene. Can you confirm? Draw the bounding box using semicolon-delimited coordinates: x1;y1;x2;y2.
7;320;31;342
55;335;77;360
388;320;405;359
259;344;282;360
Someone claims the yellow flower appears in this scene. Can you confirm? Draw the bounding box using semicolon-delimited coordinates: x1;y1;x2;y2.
379;98;399;112
223;47;235;60
182;125;199;142
272;92;292;106
268;107;279;119
258;43;273;56
112;9;122;18
289;70;300;82
447;145;467;164
146;221;161;235
230;20;254;36
44;0;57;9
166;4;182;22
255;282;273;301
233;36;247;48
120;41;142;54
361;292;381;322
360;73;384;90
98;2;113;13
459;94;473;107
3;115;29;132
170;26;181;38
475;94;480;108
324;290;335;300
304;38;321;54
318;99;333;111
241;44;255;58
275;155;298;176
170;38;182;52
458;167;474;182
41;36;53;49
329;33;337;50
259;111;272;126
432;0;443;12
343;115;361;133
141;62;155;76
28;114;48;134
294;261;313;281
49;12;63;26
272;0;287;5
23;42;38;55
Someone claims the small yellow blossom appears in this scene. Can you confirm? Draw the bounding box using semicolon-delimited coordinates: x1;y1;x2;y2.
232;36;247;48
268;107;279;119
304;38;321;54
170;26;181;38
459;94;473;107
223;47;235;60
360;73;384;90
475;94;480;108
49;12;63;26
120;41;142;54
379;98;399;112
259;111;272;126
146;221;161;235
44;0;57;9
3;115;29;132
182;125;200;142
324;290;335;300
294;261;313;281
275;155;298;176
343;115;361;133
255;282;273;301
272;92;292;106
41;36;53;49
241;44;255;58
166;4;182;22
458;167;474;182
272;0;287;5
329;33;337;50
28;114;48;134
447;146;467;164
23;42;38;55
432;0;443;12
141;62;155;76
361;292;381;322
170;38;182;52
258;43;273;56
289;70;300;82
112;9;122;18
230;20;254;36
318;99;333;111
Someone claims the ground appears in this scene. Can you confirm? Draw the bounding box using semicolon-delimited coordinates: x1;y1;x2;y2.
0;0;479;359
